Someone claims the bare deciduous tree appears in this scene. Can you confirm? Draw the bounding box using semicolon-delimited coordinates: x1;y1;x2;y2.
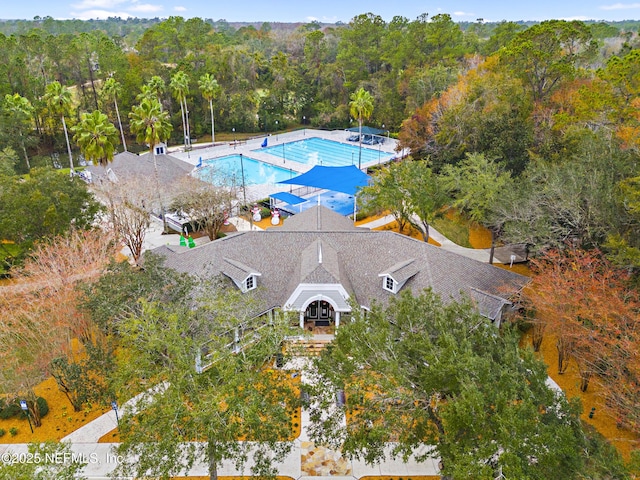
171;177;236;241
94;175;159;264
0;229;116;420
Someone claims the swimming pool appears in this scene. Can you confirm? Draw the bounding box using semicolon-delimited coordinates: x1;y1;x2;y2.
255;137;393;167
281;191;355;216
194;155;295;186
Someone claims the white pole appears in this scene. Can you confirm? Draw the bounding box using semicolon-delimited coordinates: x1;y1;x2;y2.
353;193;357;224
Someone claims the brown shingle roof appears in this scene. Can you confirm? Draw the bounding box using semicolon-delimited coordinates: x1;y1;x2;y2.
87;151;193;186
153;207;530;318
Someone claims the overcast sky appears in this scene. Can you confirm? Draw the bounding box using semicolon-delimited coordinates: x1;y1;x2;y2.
2;0;639;23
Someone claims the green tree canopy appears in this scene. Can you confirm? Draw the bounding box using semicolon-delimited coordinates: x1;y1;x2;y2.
0;167;102;260
111;282;301;480
362;160;450;242
307;289;621;479
2;93;35;172
441;152;513;226
499;20;596;101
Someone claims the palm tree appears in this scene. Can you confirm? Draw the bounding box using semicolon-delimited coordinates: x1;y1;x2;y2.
3;93;34;171
170;71;191;150
72;110;119;167
136;85;155;104
136;77;166;110
103;77;127;152
349;87;374;170
198;73;221;145
44;81;75;177
147;76;166;108
129;97;173;232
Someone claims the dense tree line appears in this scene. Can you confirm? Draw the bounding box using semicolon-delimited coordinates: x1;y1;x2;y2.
0;14;636;166
0;12;639;477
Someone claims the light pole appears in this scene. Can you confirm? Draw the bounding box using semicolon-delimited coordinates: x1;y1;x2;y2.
232;127;236;149
303;116;306;136
111;401;120;426
239;153;247;206
20;400;33;433
275;120;278;141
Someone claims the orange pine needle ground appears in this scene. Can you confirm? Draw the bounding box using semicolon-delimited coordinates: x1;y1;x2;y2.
0;377;109;444
468;223;492;249
525;332;640;460
373;220;441;246
170;477;295;480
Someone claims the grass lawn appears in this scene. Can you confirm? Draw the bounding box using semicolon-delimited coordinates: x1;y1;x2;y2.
431;216;472;248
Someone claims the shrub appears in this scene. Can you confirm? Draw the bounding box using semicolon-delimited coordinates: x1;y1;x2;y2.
9;427;18;436
0;400;22;420
37;397;49;418
0;398;49;420
260;207;271;219
0;428;5;437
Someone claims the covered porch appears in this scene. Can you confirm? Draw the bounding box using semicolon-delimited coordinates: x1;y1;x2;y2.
286;285;351;335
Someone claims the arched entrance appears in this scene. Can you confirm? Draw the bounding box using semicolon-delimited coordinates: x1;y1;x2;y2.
304;300;335;333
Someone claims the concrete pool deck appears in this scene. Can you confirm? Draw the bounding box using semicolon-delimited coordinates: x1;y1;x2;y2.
169;129;403;203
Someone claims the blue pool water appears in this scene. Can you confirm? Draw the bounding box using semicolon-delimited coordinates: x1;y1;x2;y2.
194;155;295;186
255;137;393;167
281;191;355;216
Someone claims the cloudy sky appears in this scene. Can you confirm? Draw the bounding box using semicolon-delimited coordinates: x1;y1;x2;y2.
2;0;640;23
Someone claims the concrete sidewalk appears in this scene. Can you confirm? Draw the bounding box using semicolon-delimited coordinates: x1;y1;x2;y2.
1;391;440;479
0;360;440;478
358;214;494;263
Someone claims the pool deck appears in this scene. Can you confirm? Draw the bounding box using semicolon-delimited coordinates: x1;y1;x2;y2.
169;129;403;203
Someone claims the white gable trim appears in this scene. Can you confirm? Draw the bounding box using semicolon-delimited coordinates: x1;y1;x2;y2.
283;283;351;312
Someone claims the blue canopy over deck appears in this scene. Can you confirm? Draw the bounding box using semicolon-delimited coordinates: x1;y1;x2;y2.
270;191;308;205
277;165;371;195
274;165;371;219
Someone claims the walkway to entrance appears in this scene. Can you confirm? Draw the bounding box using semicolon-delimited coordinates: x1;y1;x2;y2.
0;357;440;478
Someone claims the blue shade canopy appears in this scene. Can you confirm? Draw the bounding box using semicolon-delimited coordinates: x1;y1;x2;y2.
270;192;308;205
277;165;371;195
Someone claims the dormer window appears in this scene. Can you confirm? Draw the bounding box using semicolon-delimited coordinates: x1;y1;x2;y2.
222;258;261;294
384;276;396;293
379;259;418;295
